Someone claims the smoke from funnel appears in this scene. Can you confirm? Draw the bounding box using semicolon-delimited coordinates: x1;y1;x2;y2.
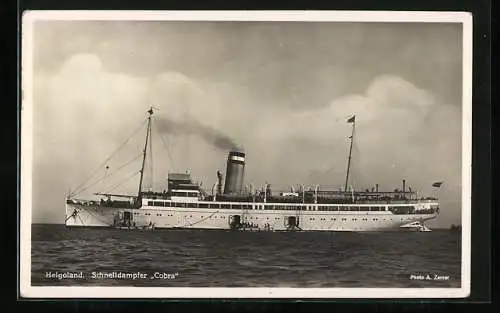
156;117;241;151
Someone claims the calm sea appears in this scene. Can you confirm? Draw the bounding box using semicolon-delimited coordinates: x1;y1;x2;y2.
30;224;461;288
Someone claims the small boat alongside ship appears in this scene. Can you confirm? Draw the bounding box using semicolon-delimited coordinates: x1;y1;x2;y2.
65;108;441;232
399;221;432;232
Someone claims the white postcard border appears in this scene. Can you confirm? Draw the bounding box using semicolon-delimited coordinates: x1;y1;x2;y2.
20;10;473;299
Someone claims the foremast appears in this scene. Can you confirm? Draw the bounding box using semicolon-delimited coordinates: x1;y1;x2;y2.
137;107;154;203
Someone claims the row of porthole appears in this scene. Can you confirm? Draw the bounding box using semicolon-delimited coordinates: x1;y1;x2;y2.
132;213;392;222
185;215;226;219
133;212;155;216
309;218;391;221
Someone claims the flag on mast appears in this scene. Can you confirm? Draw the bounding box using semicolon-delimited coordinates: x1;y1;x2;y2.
432;182;443;187
347;115;356;123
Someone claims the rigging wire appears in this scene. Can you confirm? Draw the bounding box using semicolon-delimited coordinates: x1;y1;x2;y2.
76;153;143;196
152;115;176;172
70;119;147;197
103;170;141;194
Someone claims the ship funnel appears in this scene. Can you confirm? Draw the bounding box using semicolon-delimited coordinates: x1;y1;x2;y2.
223;150;246;195
216;170;223;195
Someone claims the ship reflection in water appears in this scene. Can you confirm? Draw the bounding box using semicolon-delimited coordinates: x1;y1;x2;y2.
31;224;461;288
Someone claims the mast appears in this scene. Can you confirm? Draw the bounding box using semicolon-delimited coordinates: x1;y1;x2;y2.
137;107;154;200
344;115;355;192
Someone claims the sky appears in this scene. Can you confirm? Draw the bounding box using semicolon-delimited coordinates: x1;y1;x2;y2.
27;19;464;227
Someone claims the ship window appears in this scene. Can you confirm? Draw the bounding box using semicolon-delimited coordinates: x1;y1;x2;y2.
221;204;230;209
153;201;163;206
232;204;242;209
340;206;348;211
359;206;369;211
199;203;208;208
148;201;153;206
350;206;359;211
188;192;198;197
209;203;220;209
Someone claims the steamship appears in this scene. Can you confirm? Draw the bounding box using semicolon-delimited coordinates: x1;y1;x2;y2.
65;108;440;231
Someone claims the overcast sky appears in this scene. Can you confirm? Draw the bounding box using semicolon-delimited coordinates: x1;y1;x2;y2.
28;20;464;227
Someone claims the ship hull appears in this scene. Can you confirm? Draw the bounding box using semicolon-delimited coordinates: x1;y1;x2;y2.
66;203;437;232
65;203;119;227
